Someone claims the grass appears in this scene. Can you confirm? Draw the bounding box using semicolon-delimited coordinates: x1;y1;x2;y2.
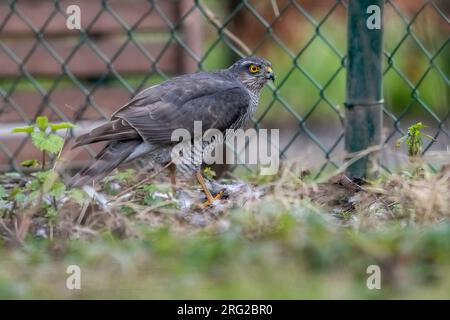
2;220;450;299
1;160;450;299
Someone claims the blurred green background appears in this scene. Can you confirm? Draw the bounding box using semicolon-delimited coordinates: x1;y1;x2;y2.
1;204;450;299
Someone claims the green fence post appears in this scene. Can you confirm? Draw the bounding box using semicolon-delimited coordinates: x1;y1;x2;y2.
345;0;384;179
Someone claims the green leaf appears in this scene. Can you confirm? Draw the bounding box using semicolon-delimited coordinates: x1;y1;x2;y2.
33;170;51;181
13;190;26;204
12;126;34;134
31;132;63;154
203;166;216;179
422;134;436;142
49;181;66;198
4;172;21;179
142;183;158;205
29;170;50;192
412;122;427;129
45;134;64;154
114;169;136;184
50;122;75;131
0;185;7;199
36;116;49;131
121;205;136;215
42;170;59;194
140;183;172;206
20;159;41;168
31;131;47;152
142;183;157;194
69;189;85;205
44;204;58;222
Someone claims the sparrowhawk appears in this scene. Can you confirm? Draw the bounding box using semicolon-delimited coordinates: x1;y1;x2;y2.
69;56;275;205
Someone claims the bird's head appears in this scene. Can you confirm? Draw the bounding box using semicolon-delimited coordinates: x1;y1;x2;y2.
229;56;274;92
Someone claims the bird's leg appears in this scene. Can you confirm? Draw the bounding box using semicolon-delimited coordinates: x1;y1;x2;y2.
168;162;177;193
196;171;224;207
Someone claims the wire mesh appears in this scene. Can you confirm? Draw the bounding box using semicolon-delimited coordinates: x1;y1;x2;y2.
0;0;448;175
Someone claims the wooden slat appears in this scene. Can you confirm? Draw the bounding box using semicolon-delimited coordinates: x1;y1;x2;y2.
0;0;177;37
0;38;179;77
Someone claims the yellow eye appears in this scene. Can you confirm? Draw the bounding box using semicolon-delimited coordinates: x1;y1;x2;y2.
249;64;260;73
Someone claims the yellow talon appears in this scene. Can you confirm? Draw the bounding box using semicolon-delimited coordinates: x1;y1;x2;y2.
196;171;224;207
202;190;224;207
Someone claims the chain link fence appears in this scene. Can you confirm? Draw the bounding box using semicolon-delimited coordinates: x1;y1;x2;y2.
0;0;448;176
382;1;449;164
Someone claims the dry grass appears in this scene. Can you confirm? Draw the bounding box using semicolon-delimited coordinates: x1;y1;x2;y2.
1;159;450;244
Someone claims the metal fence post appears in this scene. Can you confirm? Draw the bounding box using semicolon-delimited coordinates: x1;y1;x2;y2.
345;0;384;179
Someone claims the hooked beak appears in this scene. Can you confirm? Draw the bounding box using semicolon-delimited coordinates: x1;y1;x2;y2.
265;66;275;82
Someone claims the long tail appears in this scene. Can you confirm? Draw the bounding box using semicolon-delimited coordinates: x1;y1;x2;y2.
69;140;141;187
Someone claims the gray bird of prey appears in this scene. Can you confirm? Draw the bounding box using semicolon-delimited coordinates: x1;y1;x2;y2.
69;56;274;206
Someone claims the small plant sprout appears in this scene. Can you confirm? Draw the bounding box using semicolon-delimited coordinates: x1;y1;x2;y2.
396;122;436;158
12;116;74;169
203;166;216;180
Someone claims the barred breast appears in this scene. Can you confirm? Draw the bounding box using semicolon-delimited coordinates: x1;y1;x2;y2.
176;89;259;178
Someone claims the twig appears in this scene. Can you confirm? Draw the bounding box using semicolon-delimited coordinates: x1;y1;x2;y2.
76;200;90;225
197;0;251;56
53;128;70;171
317;145;383;183
0;219;16;242
42;150;46;170
271;0;280;17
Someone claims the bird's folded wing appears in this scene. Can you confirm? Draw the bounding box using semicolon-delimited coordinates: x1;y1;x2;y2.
72;118;140;148
114;82;251;145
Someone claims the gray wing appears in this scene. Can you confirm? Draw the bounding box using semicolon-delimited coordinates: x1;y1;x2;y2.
73;71;250;148
113;72;251;145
